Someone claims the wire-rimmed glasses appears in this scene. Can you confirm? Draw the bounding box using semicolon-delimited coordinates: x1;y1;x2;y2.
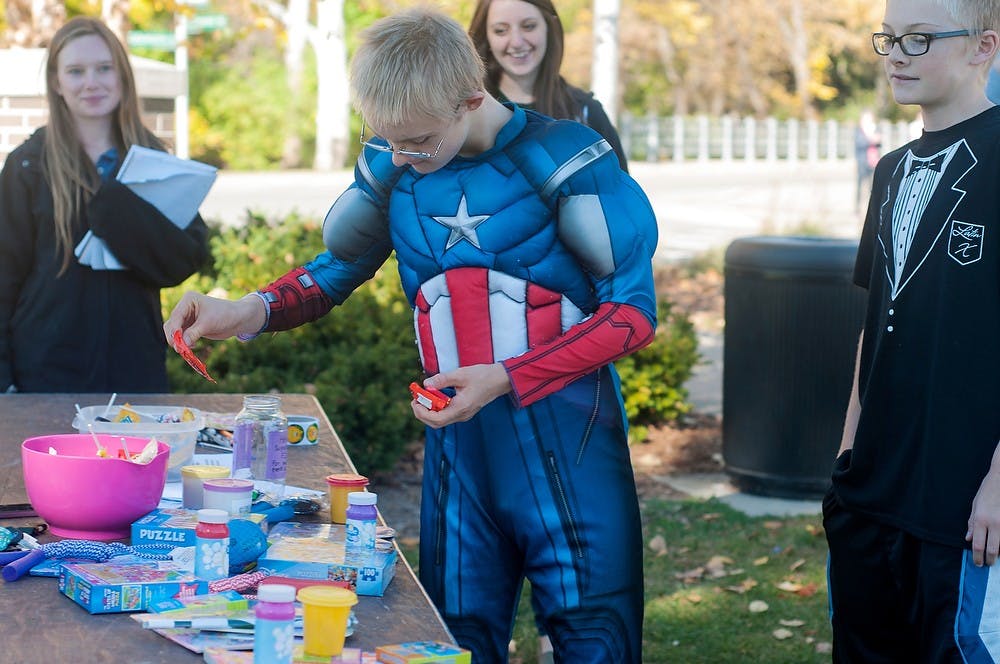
359;123;446;160
872;30;970;56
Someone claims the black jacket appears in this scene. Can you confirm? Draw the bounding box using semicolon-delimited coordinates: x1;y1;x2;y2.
0;128;210;393
566;85;629;173
498;86;629;173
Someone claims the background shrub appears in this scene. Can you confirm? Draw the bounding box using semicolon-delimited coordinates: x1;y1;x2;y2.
163;214;699;471
615;299;700;442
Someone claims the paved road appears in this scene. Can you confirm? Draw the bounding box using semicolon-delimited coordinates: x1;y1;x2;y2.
200;159;864;264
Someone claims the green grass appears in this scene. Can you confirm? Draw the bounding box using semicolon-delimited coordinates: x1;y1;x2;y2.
642;499;830;663
398;498;830;663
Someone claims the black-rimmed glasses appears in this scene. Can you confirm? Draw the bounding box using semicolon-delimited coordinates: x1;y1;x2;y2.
872;30;970;56
359;123;446;160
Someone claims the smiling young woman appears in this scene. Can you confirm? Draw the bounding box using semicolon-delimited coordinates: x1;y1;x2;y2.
468;0;629;172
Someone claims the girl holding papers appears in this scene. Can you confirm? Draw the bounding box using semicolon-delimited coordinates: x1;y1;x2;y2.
0;16;210;393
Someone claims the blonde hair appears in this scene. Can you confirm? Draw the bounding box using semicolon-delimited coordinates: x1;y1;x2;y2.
932;0;1000;33
43;16;162;273
349;8;485;129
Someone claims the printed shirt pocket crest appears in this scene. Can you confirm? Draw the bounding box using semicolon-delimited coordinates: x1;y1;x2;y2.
948;220;985;265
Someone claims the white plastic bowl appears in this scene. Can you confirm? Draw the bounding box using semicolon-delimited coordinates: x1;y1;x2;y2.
72;405;204;482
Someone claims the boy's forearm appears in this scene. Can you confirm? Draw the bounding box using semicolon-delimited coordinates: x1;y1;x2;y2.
503;302;654;407
838;330;864;455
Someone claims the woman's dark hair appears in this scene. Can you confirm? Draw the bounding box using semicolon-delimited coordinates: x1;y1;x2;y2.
469;0;579;119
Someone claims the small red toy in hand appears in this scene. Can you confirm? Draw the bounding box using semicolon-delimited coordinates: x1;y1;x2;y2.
172;330;217;383
410;382;450;411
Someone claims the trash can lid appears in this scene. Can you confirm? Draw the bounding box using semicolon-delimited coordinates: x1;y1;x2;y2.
725;236;859;276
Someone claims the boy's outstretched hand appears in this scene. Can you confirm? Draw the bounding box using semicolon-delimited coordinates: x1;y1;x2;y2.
163;291;267;348
967;464;1000;566
411;363;512;428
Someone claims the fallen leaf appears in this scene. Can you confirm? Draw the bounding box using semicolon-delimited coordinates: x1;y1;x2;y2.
780;619;805;627
815;642;833;654
795;582;819;598
701;512;722;521
753;556;770;566
772;628;794;640
748;600;769;613
675;566;705;582
725;578;759;594
776;581;802;593
686;593;702;603
648;534;668;556
789;558;806;571
706;555;733;578
763;520;783;530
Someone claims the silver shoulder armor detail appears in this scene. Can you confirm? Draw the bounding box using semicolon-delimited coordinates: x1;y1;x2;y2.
321;188;388;262
557;194;615;278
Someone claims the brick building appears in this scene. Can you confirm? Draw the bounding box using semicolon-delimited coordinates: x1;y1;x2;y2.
0;48;184;165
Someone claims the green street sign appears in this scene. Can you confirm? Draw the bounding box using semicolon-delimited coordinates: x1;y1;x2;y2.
127;31;176;51
189;14;228;34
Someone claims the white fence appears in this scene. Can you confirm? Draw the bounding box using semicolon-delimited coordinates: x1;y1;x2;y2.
618;115;917;163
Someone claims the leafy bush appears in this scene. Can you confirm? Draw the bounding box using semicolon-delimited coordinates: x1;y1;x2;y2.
163;214;699;470
615;299;700;442
163;213;422;474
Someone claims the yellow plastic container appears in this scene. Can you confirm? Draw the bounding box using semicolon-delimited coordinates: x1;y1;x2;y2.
297;586;358;657
324;473;369;523
179;464;231;510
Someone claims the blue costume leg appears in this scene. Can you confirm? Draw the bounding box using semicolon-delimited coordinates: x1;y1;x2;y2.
419;367;643;663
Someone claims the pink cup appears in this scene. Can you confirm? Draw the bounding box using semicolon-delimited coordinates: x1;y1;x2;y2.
21;434;169;540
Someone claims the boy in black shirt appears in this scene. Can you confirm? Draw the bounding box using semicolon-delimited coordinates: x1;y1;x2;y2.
826;0;1000;660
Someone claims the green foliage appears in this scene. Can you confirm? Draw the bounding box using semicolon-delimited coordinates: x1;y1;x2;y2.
189;48;295;169
616;299;699;442
162;213;422;474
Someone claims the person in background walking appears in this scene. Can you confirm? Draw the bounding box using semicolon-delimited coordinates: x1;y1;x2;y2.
0;16;209;393
469;0;629;172
853;109;881;213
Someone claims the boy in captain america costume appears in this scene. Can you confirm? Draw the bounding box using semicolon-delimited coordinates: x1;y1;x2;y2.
164;9;657;663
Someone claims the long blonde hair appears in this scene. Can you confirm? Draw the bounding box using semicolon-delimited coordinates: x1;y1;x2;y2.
43;16;162;273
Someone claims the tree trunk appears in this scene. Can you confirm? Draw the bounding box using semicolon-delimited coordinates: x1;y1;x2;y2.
102;0;130;45
312;0;349;171
591;0;620;124
5;0;65;46
280;0;308;168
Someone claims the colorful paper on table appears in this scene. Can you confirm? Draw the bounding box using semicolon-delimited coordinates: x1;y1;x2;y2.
172;330;216;383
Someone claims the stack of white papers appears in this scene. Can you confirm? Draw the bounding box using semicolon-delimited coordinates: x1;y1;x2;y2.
75;146;218;271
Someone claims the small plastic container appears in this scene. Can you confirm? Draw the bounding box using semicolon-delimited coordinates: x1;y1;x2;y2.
345;491;378;567
180;465;231;510
195;509;230;581
297;586;357;658
324;474;369;524
254;583;296;664
202;478;254;517
71;404;204;482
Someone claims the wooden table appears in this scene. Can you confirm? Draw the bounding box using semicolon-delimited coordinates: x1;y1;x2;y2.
0;393;451;662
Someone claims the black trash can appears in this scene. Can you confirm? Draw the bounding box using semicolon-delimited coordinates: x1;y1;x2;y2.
722;236;866;499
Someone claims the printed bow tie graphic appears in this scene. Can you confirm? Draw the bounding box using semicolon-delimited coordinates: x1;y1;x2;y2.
907;156;944;176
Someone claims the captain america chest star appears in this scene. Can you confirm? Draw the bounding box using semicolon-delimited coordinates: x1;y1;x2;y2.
387;167;588;301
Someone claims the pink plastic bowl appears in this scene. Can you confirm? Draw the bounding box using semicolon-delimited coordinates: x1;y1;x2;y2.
22;434;169;540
